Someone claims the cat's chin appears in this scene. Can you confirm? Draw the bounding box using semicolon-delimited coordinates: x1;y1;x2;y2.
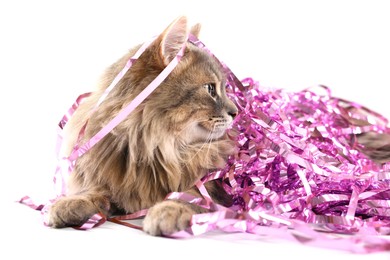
193;124;227;142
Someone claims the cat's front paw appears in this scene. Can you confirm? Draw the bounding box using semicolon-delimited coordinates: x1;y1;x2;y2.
46;196;102;228
143;200;201;236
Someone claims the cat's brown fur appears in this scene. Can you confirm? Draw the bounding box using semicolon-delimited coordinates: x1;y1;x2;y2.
357;132;390;164
47;16;238;236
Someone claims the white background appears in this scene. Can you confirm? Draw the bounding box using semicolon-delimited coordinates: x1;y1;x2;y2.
1;0;390;259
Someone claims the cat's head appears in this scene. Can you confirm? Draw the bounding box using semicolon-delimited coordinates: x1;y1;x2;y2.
125;16;238;145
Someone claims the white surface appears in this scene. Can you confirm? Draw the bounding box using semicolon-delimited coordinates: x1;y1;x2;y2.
1;0;390;259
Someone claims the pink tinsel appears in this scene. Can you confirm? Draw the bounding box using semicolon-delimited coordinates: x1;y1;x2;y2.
169;76;390;253
224;77;390;230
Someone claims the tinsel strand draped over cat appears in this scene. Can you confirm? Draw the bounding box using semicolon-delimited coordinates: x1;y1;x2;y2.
47;16;238;235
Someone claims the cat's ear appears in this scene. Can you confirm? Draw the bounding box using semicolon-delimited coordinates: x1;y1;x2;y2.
190;23;201;38
159;16;189;66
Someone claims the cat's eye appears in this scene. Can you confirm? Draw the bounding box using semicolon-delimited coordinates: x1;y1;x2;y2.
204;83;217;98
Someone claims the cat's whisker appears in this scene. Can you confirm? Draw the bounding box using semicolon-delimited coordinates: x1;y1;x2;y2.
186;121;216;163
200;124;218;163
187;131;213;163
206;126;216;160
174;120;199;138
175;119;213;140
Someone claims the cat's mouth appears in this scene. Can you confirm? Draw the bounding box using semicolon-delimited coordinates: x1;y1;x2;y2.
181;117;233;143
197;118;231;141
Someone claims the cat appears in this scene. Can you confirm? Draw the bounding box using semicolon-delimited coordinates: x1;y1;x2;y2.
47;16;238;236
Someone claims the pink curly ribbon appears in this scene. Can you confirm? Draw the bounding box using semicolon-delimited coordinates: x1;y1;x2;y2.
167;76;390;253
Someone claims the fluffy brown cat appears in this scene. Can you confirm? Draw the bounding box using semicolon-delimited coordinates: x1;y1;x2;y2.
47;16;238;236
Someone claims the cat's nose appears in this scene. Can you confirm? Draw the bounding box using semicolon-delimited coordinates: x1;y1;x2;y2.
227;106;238;119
